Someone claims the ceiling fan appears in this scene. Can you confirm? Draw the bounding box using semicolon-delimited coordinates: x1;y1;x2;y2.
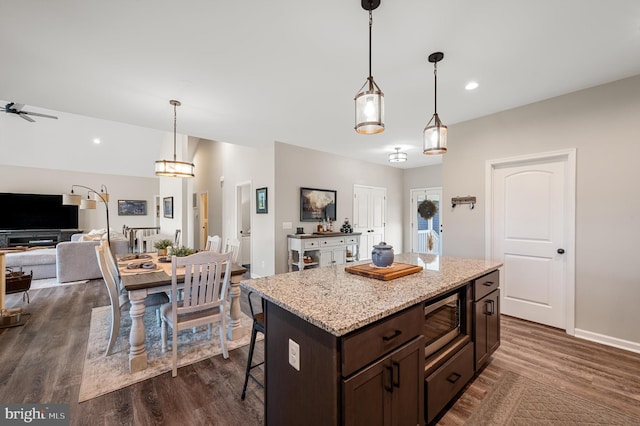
3;102;58;122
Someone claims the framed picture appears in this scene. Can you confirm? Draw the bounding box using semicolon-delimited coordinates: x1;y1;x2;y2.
117;200;147;216
256;187;268;214
163;196;174;218
300;187;337;222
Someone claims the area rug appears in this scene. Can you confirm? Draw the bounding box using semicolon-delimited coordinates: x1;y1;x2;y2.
30;278;88;290
79;305;259;402
465;371;640;425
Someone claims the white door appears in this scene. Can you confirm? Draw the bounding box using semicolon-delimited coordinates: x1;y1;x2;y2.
410;188;442;254
488;150;575;331
353;185;386;260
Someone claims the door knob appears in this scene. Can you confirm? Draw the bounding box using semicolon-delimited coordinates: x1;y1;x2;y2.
557;248;565;254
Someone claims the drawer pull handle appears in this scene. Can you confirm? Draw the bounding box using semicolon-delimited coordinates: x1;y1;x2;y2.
392;361;400;388
482;281;494;286
485;300;495;316
382;329;402;341
446;372;461;384
385;365;394;393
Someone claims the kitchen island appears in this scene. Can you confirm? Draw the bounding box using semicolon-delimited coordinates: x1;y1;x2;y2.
241;253;502;425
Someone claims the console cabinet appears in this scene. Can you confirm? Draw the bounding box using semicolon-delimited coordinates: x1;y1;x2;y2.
287;233;360;271
0;229;80;248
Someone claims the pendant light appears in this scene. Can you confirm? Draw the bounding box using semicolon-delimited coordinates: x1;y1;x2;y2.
155;100;195;178
423;52;447;155
388;147;407;163
354;0;384;135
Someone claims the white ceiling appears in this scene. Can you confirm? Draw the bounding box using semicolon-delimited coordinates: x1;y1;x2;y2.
2;0;640;169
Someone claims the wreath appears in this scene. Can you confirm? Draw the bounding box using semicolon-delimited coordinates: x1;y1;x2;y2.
418;199;438;220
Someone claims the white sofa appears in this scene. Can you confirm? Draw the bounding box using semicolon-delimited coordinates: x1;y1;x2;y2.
5;249;57;279
56;239;129;283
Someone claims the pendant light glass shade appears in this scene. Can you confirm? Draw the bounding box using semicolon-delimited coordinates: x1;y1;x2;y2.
423;114;448;155
155;100;195;178
355;78;384;134
155;160;196;177
355;1;384;134
423;52;447;155
388;147;407;163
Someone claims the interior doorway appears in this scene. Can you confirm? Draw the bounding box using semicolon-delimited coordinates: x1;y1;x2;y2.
410;187;442;255
193;192;208;251
486;149;576;333
236;182;252;266
353;185;386;260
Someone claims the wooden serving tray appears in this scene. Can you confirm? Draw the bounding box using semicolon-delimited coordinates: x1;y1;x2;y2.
345;262;423;281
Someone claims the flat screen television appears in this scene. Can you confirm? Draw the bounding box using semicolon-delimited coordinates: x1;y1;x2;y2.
0;192;79;231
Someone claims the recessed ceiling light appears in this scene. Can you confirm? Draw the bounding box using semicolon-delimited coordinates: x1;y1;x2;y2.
93;138;101;144
465;81;479;91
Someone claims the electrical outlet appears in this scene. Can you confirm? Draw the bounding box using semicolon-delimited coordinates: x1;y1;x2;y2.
288;338;300;371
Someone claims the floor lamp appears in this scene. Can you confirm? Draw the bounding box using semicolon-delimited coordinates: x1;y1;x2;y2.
62;184;111;247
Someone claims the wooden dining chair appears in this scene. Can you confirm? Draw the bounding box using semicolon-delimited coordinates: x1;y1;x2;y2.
160;250;232;377
224;237;241;264
205;235;222;253
95;245;169;356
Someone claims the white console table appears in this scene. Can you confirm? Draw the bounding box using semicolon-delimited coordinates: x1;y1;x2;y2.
288;233;361;272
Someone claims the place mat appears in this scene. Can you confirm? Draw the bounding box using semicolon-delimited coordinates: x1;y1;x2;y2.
345;262;423;280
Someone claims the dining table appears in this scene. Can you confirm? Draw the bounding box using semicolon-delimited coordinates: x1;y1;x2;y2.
118;252;247;373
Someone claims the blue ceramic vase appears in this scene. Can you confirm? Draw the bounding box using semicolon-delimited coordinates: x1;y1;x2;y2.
371;242;394;267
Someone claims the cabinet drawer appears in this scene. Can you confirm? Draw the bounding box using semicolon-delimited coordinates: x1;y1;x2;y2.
474;270;499;301
320;238;345;247
303;240;319;249
425;342;474;423
342;304;422;377
346;236;359;244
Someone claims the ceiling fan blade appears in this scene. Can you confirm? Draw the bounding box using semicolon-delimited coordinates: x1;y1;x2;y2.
21;111;58;120
12;103;25;112
19;114;35;122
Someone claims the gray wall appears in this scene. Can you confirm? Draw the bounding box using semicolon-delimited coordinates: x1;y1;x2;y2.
443;74;640;344
0;165;159;233
273;142;404;274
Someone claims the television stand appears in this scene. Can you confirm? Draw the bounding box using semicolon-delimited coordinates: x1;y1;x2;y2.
0;229;81;248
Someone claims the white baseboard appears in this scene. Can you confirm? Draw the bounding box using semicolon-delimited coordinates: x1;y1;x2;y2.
574;328;640;354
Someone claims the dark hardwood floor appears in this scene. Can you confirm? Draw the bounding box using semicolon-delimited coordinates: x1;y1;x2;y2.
1;283;639;425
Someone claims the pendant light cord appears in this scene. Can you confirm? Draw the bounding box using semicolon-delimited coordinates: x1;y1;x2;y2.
173;101;177;162
433;62;438;115
368;6;373;79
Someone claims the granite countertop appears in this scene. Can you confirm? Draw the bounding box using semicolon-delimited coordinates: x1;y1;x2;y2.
241;253;502;337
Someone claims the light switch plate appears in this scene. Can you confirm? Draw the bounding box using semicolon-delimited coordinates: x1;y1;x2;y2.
288;338;300;371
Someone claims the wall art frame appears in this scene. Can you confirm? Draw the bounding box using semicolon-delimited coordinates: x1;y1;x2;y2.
256;187;268;214
300;187;337;222
163;196;174;218
117;200;147;216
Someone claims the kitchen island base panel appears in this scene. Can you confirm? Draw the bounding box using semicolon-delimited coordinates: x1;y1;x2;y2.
265;301;340;426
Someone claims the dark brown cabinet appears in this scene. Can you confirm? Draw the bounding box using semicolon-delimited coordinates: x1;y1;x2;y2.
265;302;424;426
424;342;474;424
473;270;500;370
344;336;424;426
